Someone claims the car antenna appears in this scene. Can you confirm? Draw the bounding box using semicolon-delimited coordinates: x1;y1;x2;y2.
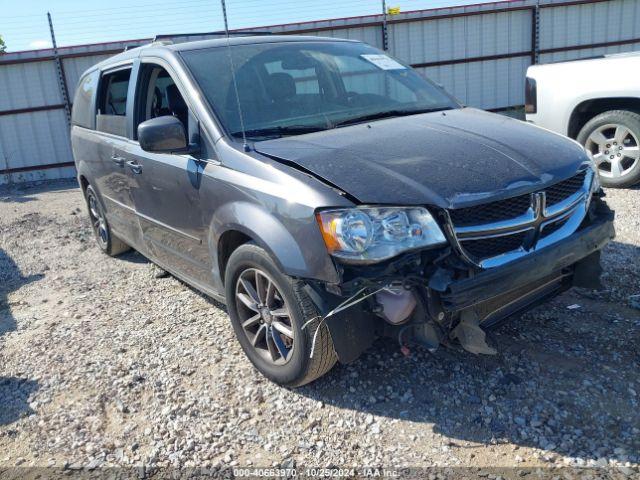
220;0;250;152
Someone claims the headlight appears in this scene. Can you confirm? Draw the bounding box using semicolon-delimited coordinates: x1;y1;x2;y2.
316;207;446;263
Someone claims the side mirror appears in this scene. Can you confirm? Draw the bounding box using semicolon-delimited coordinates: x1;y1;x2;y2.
138;116;194;153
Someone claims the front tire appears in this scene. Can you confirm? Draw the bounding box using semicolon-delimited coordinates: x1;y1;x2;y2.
578;110;640;188
84;185;130;256
224;243;337;387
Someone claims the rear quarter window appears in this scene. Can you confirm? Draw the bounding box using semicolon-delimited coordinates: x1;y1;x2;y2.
96;67;132;137
71;70;99;129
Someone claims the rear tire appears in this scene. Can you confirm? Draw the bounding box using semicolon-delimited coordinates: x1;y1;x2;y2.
224;243;337;387
577;110;640;188
84;185;130;256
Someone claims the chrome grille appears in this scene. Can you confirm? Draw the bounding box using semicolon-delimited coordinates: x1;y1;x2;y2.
541;217;568;238
460;232;528;259
448;169;593;268
448;195;531;227
546;170;587;206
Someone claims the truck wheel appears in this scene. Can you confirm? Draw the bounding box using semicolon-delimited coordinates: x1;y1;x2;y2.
224;243;337;387
84;185;130;256
578;110;640;188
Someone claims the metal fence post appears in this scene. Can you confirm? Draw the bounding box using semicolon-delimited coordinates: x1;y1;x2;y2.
47;12;72;127
381;0;389;51
531;1;540;65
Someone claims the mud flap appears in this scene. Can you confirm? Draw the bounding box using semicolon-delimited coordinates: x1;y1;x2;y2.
324;310;377;364
303;284;377;364
451;309;497;355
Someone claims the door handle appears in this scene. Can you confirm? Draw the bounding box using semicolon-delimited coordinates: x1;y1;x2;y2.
126;160;142;174
111;155;125;167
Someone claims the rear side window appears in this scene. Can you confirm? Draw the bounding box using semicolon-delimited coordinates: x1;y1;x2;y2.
71;70;99;129
96;68;132;136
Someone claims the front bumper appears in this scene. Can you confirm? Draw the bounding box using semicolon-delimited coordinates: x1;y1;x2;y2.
310;199;615;362
433;202;615;313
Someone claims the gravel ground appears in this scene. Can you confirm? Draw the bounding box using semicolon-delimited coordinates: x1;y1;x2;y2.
0;180;638;477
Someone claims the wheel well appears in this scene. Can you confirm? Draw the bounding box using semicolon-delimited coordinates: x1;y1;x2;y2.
79;175;89;193
568;97;640;139
218;230;253;284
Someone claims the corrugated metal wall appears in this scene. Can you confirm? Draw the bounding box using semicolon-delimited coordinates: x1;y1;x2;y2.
538;0;640;63
1;0;640;184
539;0;640;50
388;9;533;109
0;40;154;185
0;108;74;183
303;26;385;49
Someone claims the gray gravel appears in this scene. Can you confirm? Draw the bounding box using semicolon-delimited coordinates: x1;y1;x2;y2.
0;180;639;475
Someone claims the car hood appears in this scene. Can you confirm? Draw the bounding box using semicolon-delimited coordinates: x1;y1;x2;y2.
253;108;589;208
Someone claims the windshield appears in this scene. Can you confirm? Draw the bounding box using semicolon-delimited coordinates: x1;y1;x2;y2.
180;41;459;140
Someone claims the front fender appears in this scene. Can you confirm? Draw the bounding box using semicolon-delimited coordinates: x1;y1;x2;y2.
208;201;341;291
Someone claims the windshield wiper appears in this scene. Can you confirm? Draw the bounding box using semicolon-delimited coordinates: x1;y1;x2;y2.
232;125;327;139
334;107;452;128
232;108;452;138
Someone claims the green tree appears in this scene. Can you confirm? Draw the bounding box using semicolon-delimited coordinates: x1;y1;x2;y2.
0;35;6;53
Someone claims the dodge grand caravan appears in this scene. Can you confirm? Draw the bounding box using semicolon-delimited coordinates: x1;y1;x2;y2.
71;36;615;386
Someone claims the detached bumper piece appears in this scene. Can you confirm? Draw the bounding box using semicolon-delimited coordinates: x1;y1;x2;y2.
434;201;615;327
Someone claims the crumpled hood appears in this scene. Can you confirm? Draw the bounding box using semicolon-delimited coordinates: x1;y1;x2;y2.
254;108;589;208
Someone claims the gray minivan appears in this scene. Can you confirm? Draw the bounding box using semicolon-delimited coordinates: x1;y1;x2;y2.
71;36;614;386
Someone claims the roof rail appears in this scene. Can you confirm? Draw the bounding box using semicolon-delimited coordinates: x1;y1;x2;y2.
123;42;150;51
152;31;272;41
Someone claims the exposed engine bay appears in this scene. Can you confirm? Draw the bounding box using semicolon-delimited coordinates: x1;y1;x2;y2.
302;194;615;363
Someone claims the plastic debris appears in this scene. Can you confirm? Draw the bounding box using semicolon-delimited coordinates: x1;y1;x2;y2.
451;309;497;355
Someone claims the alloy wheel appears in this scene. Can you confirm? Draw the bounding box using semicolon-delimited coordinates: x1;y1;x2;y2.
235;268;295;365
87;192;109;248
585;123;640;179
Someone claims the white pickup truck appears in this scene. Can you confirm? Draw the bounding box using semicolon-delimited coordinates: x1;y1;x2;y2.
525;52;640;187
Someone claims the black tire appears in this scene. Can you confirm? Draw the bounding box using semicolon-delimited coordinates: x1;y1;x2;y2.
84;185;130;256
224;243;337;387
577;110;640;188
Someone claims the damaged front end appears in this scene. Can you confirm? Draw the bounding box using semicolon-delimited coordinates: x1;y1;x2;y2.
303;173;615;364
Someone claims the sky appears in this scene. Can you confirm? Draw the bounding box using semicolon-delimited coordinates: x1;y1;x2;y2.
1;0;489;52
